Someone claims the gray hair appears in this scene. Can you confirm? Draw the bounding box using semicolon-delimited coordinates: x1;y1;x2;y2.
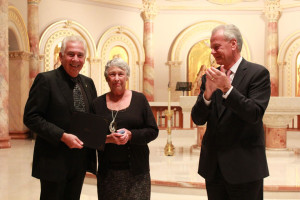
212;24;243;52
104;58;130;79
60;35;87;56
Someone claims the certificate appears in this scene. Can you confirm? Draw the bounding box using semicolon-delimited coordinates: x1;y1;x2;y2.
68;111;109;149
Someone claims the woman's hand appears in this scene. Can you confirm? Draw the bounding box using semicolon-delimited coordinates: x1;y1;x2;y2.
105;129;132;145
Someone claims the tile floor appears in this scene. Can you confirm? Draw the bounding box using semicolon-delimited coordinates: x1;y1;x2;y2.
1;129;300;200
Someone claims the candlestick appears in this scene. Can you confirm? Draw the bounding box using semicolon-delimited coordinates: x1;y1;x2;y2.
164;86;174;156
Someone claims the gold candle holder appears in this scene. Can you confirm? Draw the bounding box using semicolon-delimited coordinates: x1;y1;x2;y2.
164;87;174;156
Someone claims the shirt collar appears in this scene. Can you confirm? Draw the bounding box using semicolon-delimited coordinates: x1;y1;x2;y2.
59;65;80;83
229;56;242;74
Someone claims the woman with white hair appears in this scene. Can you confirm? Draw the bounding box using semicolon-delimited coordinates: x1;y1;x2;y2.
92;57;159;200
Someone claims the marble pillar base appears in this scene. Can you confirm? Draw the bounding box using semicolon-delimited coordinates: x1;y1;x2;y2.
192;125;206;148
9;131;30;139
0;136;11;149
265;127;287;149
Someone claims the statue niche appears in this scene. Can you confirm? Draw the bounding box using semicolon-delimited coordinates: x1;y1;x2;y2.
188;39;217;96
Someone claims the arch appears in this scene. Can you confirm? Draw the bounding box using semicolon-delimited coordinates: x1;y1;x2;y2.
277;31;300;97
8;6;30;52
97;25;144;94
39;20;96;76
169;20;251;80
168;20;251;100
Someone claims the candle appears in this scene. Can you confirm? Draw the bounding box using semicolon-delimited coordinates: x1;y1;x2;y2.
168;87;171;112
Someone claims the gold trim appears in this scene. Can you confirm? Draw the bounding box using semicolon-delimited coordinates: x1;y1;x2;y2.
39;20;96;55
39;20;97;76
97;25;144;94
277;31;300;96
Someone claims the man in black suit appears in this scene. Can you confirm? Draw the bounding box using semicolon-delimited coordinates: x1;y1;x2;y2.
24;35;97;200
191;24;271;200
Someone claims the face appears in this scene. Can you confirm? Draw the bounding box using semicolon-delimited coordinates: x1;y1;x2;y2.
106;66;128;95
59;41;85;77
210;29;237;69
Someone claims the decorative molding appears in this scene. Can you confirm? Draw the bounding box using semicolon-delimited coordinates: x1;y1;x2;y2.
8;6;30;52
166;61;182;68
208;0;243;5
9;51;31;60
97;25;144;94
141;0;158;21
277;31;300;96
264;0;281;22
87;57;101;64
27;0;40;5
169;20;251;62
43;29;77;72
39;20;96;76
63;0;300;11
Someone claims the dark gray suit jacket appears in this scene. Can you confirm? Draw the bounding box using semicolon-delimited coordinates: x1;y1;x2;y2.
191;59;271;184
24;66;97;181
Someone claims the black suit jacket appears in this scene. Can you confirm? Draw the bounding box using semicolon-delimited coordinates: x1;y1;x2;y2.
191;59;271;184
24;66;97;182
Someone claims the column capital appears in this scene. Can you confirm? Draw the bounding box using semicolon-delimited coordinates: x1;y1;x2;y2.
141;0;158;21
9;51;31;60
166;60;182;68
28;0;41;5
264;0;281;22
87;57;101;64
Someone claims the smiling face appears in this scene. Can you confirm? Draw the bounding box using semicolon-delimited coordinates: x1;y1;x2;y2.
59;40;85;77
106;66;128;95
210;29;237;70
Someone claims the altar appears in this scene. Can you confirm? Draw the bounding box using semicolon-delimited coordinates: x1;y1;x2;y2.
179;96;300;149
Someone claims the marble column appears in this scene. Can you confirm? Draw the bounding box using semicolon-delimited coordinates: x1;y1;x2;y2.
136;61;144;92
87;57;101;93
166;61;182;102
9;52;31;139
28;0;40;85
264;0;283;149
264;0;281;96
0;0;11;148
141;0;157;101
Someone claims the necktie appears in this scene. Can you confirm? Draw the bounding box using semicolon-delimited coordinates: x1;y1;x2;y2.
226;70;232;83
73;79;86;112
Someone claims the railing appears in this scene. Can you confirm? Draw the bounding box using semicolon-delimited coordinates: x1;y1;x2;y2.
150;106;183;129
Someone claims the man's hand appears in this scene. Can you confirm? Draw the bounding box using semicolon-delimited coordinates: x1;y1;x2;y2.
61;133;84;149
206;66;232;94
204;75;217;100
